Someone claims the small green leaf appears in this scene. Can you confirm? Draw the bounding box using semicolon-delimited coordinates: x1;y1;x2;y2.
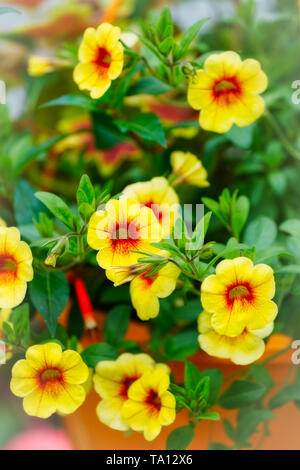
11;303;30;348
280;219;300;238
269;385;300;409
226;124;254;149
244;216;277;251
219;380;266;409
166;425;195;450
41;94;99;110
164;330;198;361
29;265;69;337
35;192;76;230
184;361;202;391
77;174;95;223
128;77;173;96
116;113;166;147
175;18;210;60
81;343;118;367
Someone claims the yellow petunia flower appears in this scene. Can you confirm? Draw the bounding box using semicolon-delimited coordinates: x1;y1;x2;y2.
28;56;56;76
73;22;124;99
122;368;176;441
93;353;170;431
87;197;162;276
198;310;274;365
0;227;34;309
130;262;180;320
10;343;89;419
123;177;180;238
188;51;268;133
170;151;209;188
201;257;278;338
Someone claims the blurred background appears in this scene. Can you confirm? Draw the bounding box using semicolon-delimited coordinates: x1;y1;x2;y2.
0;0;299;450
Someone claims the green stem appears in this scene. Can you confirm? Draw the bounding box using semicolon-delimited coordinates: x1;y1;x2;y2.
264;110;300;160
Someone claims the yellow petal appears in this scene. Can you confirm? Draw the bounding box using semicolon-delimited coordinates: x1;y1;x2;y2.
23;388;57;419
10;360;38;397
237;58;268;94
26;343;62;370
78;27;97;62
60;350;89;384
204;51;242;79
55;383;86;415
188;70;215;110
96;397;129;431
233;93;265;127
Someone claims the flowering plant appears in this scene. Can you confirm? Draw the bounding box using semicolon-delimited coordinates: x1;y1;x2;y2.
1;1;300;450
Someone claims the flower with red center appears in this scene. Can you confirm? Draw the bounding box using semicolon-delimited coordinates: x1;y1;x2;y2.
73;22;124;99
87;198;162;277
129;262;181;320
198;310;274;365
122;177;180;237
0;227;33;309
188;51;268;133
201;257;278;337
10;343;89;418
93;353;170;431
121;368;176;441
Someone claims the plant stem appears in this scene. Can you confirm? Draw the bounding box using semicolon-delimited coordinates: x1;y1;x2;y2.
264;109;300;160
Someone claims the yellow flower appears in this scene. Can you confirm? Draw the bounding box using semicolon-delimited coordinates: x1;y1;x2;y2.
170;151;209;188
188;51;268;133
0;227;33;309
0;218;6;227
10;343;89;419
123;177;180;238
73;22;124;99
93;353;169;431
87;198;161;275
130;262;180;320
198;310;273;365
122;368;176;441
28;56;56;76
201;257;278;338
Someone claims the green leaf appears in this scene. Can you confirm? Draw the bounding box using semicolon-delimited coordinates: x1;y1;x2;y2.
269;385;300;409
276;265;300;275
164;330;198;361
198;411;220;421
159;36;173;55
219;380;266;409
11;303;30;348
280;219;300;238
244;216;277;251
231;195;249;238
77;174;95;223
41;94;99;110
235;407;274;445
157;7;173;39
198;369;222;406
174;300;202;322
1;322;16;344
116;113;166;147
35;192;76;230
92;111;126;149
14;179;47;226
184;361;202;391
175;18;210;60
166;425;195;450
249;364;274;389
226;124;254;149
81;343;118;367
128;77;173;96
29;266;69;337
103;305;131;346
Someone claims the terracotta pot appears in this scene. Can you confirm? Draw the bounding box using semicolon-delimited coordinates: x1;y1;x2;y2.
64;313;300;450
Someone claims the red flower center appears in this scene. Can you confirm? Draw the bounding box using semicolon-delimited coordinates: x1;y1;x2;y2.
119;375;139;399
39;368;63;386
226;282;254;307
146;389;161;413
144;201;163;223
94;47;111;71
0;254;17;280
213;77;240;99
